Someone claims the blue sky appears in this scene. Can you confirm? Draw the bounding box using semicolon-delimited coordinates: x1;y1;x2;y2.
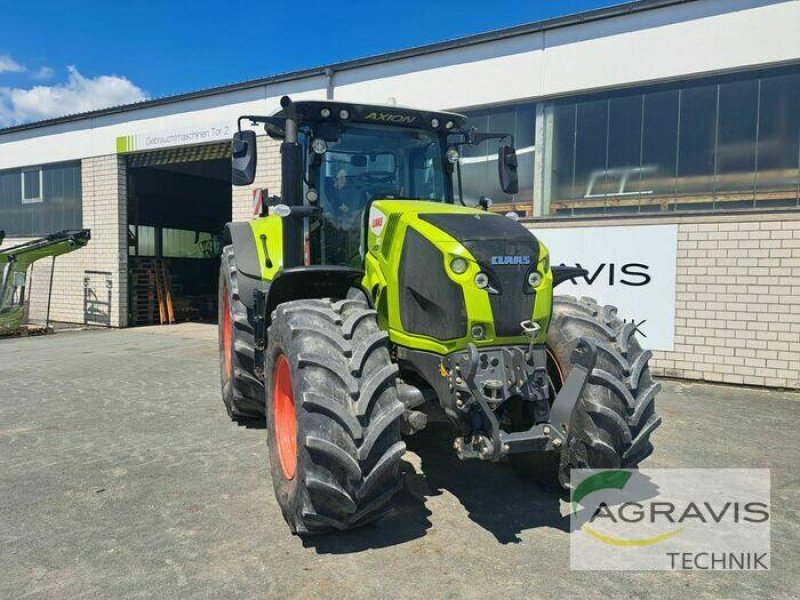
0;0;620;126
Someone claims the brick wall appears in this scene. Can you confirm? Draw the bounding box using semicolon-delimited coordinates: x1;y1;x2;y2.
531;213;800;390
1;155;128;328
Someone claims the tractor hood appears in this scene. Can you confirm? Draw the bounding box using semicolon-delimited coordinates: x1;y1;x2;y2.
366;200;550;349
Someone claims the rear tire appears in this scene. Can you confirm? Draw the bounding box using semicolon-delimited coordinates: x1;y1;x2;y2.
264;298;406;535
518;296;662;488
218;245;264;419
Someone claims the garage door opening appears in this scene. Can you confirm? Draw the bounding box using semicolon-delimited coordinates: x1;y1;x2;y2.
126;143;231;325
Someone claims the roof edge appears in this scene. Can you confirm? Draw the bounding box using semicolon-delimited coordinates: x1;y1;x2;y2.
0;0;694;136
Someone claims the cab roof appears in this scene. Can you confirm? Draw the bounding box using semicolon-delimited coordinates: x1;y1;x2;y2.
275;98;468;133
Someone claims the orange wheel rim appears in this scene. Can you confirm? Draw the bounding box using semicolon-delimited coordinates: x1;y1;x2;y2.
273;354;297;479
222;285;232;379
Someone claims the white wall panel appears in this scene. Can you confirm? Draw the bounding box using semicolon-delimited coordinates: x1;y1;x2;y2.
0;79;328;169
542;0;800;97
332;34;544;109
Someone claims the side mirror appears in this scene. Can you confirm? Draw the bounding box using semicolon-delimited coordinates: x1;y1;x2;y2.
231;130;257;186
498;145;518;195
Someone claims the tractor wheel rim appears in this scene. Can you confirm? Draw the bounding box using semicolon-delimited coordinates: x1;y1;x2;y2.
222;285;232;379
273;354;297;479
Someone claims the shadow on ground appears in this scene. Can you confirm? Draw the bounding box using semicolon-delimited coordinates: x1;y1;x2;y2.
304;422;568;554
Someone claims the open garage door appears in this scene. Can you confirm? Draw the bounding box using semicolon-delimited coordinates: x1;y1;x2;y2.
126;142;231;325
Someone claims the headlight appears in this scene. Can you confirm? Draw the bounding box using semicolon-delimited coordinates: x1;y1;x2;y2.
450;257;468;274
474;272;489;289
471;324;486;340
320;107;331;118
528;271;542;288
430;118;440;128
446;148;460;164
338;109;350;120
445;120;454;130
311;138;327;154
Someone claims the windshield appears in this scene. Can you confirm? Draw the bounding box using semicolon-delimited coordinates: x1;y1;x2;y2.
308;123;451;266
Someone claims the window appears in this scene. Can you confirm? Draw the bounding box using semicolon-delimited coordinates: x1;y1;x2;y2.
543;64;800;216
0;161;82;236
755;71;800;208
460;102;536;216
21;168;42;203
162;228;215;258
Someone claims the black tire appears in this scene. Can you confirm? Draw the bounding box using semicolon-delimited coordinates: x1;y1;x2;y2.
218;245;264;419
264;297;406;535
524;296;662;488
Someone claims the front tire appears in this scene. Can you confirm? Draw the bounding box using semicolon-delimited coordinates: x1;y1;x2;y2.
264;298;406;535
218;245;264;419
545;296;662;488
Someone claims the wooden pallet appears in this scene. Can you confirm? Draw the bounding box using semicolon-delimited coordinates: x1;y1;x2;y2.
130;259;175;325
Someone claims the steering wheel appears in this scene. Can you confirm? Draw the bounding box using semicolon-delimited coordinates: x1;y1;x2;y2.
358;171;395;184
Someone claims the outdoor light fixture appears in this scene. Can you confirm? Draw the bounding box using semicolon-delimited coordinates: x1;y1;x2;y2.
450;257;468;274
311;138;327;154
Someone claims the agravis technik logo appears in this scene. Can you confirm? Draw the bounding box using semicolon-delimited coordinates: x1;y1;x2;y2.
570;469;770;571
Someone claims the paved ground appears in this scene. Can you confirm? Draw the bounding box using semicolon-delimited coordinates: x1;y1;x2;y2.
1;325;798;599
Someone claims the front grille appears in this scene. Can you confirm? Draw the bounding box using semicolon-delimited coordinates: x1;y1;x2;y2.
398;228;467;340
462;239;537;337
418;213;540;338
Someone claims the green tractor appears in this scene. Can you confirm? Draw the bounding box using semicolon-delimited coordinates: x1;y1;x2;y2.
218;97;662;534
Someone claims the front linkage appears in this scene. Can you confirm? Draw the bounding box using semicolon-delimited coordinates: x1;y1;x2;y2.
399;322;598;463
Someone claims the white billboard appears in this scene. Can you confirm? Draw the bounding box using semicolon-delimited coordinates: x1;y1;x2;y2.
533;224;677;351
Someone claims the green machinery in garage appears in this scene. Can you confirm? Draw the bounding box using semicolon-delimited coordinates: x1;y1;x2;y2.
218;97;662;534
0;229;91;335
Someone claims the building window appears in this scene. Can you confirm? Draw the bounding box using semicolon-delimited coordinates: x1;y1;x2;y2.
543;64;800;216
21;168;43;204
458;102;536;217
0;161;82;236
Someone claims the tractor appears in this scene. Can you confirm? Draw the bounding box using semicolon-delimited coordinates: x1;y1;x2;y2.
218;96;662;534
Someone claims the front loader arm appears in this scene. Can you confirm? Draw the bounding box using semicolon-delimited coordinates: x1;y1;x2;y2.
0;229;91;333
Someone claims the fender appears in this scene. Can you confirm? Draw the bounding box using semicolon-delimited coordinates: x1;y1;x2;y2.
552;265;589;288
223;222;267;310
263;266;368;325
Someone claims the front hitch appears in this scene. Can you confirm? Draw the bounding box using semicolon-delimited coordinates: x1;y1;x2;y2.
451;338;598;461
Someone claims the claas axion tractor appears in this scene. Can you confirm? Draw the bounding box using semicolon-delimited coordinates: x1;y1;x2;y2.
218;96;662;534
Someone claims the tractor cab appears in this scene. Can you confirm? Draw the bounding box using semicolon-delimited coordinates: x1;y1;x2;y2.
231;97;519;268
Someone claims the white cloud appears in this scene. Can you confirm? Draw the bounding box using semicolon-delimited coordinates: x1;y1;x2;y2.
0;55;25;74
32;66;54;80
0;66;148;126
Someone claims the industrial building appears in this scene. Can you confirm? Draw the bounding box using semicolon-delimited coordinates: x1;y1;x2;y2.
1;0;798;388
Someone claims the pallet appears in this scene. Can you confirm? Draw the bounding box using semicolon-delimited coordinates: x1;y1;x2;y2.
129;259;176;326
